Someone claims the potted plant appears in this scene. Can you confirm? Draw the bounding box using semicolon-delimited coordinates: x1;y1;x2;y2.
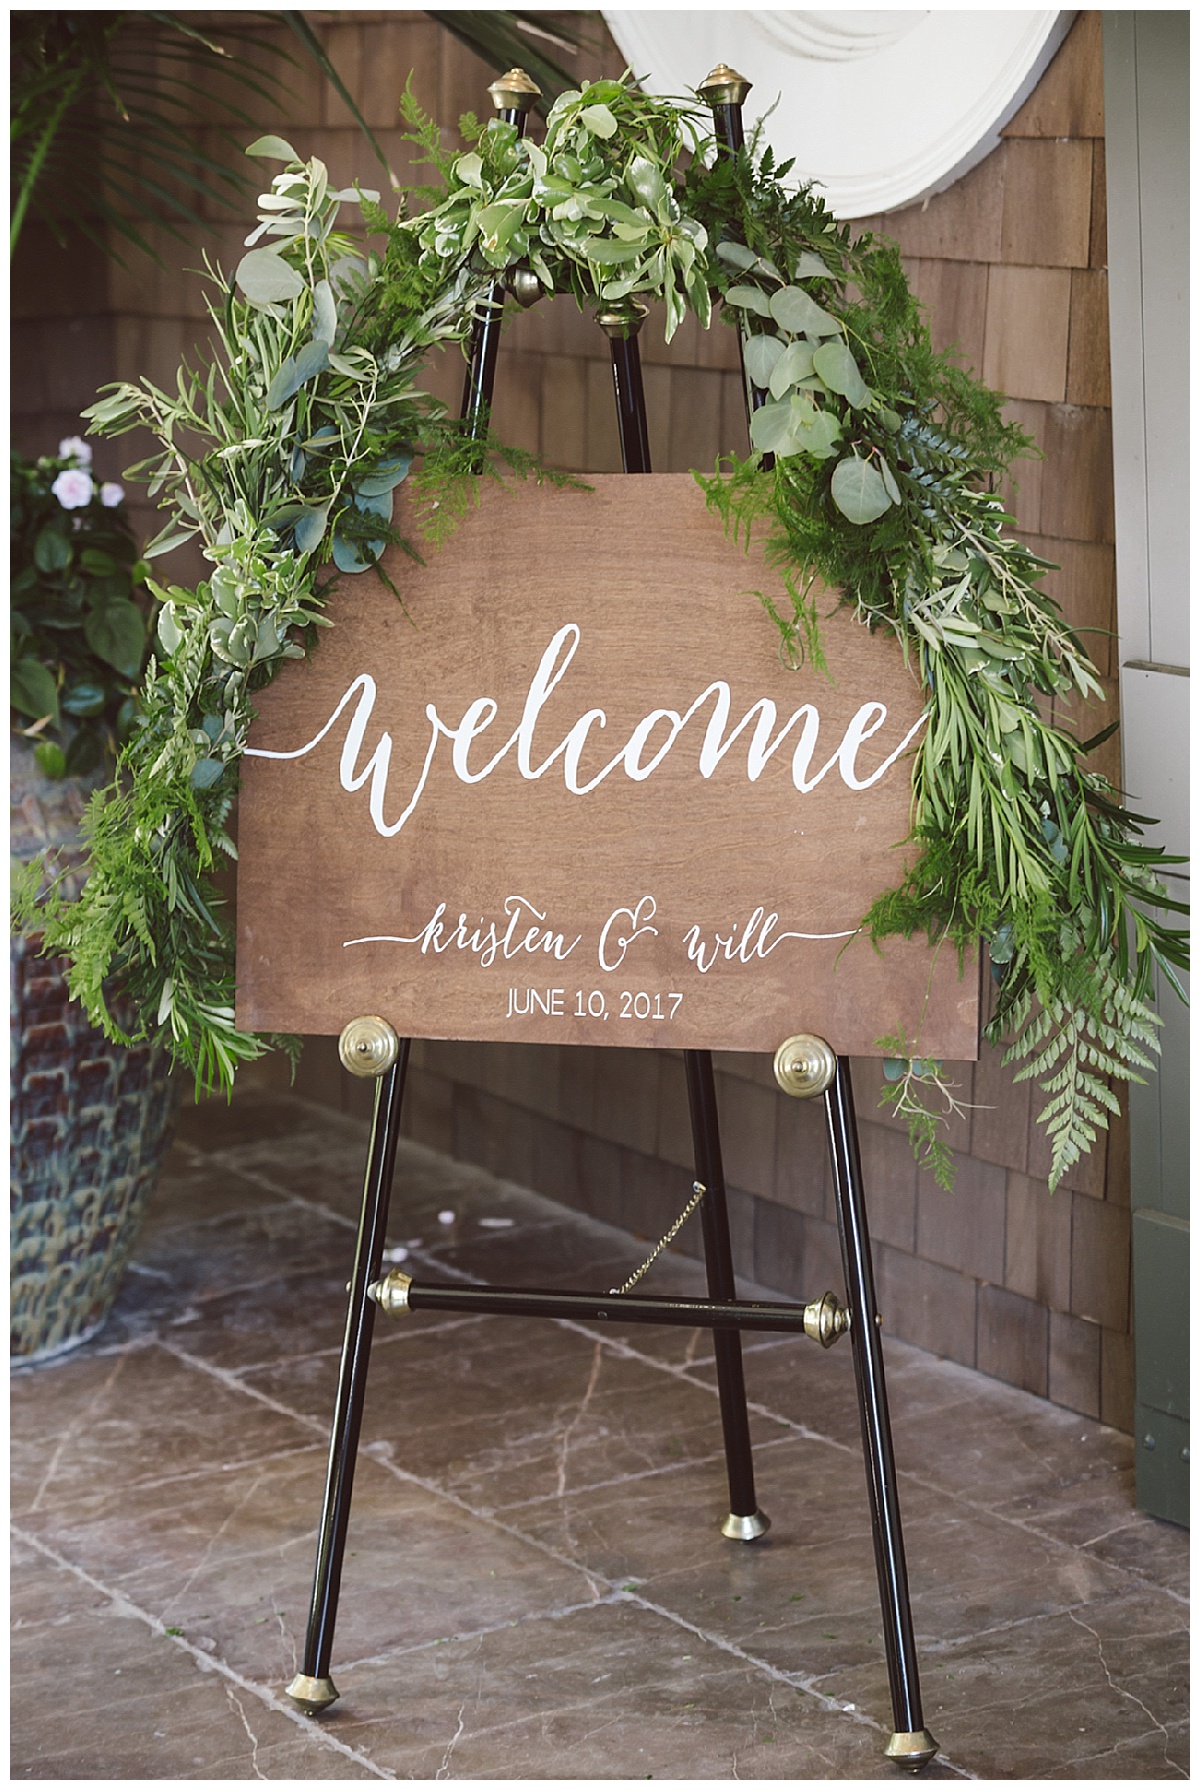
10;439;177;1361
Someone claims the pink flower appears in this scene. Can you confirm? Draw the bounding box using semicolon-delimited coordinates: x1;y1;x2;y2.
100;482;125;508
58;436;92;467
52;468;94;510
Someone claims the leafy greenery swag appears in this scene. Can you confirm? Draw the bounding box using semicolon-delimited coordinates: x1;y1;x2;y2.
18;75;1187;1191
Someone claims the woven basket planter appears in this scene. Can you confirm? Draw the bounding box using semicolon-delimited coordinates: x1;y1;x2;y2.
11;743;179;1363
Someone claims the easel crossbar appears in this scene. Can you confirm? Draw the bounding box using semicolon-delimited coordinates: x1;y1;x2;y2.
369;1274;851;1339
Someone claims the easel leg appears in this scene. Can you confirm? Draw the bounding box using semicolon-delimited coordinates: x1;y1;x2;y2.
287;1041;410;1713
824;1058;937;1772
684;1049;769;1541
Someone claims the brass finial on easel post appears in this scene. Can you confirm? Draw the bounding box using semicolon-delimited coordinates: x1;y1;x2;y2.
697;63;753;108
487;67;542;113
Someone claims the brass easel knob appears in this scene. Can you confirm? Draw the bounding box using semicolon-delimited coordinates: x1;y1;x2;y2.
773;1033;837;1099
803;1291;851;1348
338;1015;400;1078
596;300;649;340
697;64;753;107
507;266;544;308
488;67;542;112
368;1269;413;1316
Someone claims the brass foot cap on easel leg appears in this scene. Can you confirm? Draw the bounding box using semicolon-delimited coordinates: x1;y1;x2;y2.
286;1673;340;1715
885;1729;939;1772
720;1508;771;1542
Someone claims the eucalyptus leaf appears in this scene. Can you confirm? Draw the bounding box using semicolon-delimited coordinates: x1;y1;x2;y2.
812;338;870;406
358;454;413;496
716;240;757;270
332;532;381;574
769;285;841;337
246;135;300;163
743;333;785;389
354;488;394;524
767;339;816;400
266;337;329;409
330;254;367;291
790;401;841;460
265;354;299;410
235;248;306;306
749;393;840;460
293;504;331;555
724;284;772;317
830;455;893;524
190;758;225;790
792;250;831;281
295;338;333;392
312;279;338;347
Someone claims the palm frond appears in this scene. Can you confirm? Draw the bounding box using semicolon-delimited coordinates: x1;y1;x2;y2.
426;10;595;115
10;11;384;264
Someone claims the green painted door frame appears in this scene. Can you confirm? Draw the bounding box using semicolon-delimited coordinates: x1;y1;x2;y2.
1103;11;1189;1526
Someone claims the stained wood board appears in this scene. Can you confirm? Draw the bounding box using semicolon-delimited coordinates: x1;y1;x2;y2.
236;475;979;1058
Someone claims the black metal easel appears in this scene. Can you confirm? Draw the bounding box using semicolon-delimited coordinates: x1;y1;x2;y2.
284;64;937;1775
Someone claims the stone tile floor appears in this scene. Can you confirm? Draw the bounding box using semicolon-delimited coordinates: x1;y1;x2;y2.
11;1088;1189;1780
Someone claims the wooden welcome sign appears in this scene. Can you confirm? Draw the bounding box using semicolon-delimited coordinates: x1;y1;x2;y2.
235;476;978;1058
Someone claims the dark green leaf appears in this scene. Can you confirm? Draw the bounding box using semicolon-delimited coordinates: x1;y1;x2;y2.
11;658;59;721
33;526;71;573
61;680;106;717
65;728;103;776
190;758;225;790
84;598;146;677
79;548;118;575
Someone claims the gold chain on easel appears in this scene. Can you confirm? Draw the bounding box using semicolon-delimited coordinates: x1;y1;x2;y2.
609;1180;707;1296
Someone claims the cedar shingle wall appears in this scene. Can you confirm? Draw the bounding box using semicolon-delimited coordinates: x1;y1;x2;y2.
10;12;1132;1427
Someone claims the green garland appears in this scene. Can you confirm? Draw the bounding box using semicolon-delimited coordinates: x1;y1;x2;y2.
18;74;1187;1189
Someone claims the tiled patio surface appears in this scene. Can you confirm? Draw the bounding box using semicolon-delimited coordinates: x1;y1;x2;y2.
11;1086;1189;1779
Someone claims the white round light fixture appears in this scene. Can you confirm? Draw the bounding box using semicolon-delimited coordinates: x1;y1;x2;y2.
602;10;1073;216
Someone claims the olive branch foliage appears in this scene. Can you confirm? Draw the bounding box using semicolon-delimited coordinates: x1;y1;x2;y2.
17;73;1187;1188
